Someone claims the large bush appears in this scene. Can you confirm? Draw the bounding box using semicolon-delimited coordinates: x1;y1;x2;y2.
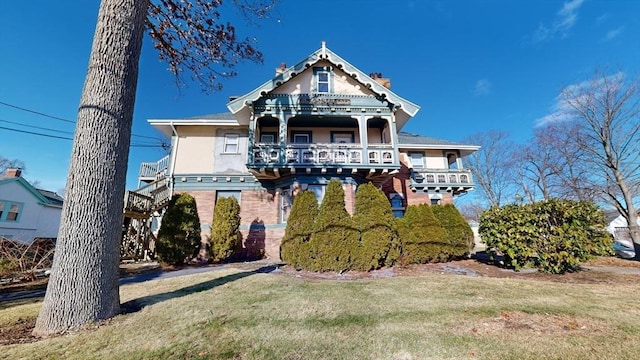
280;190;318;268
352;182;400;270
479;199;613;274
396;204;449;264
156;193;201;265
308;180;359;272
432;204;474;258
210;195;241;263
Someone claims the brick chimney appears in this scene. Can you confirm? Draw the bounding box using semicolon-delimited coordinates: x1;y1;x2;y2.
275;62;287;76
369;72;391;89
5;168;22;178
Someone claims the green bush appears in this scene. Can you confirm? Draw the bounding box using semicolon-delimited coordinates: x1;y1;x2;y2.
352;182;400;270
396;204;449;264
156;193;201;265
432;204;474;258
479;199;614;274
210;195;241;263
280;190;318;268
308;180;359;272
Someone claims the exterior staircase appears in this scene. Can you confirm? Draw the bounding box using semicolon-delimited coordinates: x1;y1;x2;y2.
121;155;171;261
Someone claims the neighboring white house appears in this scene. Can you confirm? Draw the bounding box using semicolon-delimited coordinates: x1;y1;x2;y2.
0;168;63;243
605;210;639;259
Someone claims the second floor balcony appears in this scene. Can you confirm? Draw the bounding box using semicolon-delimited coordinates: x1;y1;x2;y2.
409;168;475;195
249;143;396;168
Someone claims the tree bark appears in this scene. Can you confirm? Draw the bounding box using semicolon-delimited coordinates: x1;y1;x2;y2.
34;0;149;335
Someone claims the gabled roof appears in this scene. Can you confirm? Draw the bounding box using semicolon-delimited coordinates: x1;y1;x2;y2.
0;177;63;207
227;43;420;120
398;132;480;156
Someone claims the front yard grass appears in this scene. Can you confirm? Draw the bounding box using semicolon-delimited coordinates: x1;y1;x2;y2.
2;266;639;359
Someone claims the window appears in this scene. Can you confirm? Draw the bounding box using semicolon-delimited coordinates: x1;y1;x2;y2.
291;131;312;144
331;131;354;144
390;194;405;217
216;190;241;205
224;134;239;153
409;152;424;168
313;67;332;93
260;132;276;143
447;153;459;169
0;201;23;222
317;71;329;93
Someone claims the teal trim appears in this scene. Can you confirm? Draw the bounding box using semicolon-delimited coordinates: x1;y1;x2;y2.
0;177;51;204
0;199;24;222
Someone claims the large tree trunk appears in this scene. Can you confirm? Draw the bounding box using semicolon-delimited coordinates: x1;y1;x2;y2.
34;0;149;335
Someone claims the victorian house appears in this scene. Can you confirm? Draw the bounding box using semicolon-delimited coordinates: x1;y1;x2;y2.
125;43;479;260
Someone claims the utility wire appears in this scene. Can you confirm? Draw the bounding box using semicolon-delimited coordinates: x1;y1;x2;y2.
0;101;166;141
0;118;75;135
0;126;164;148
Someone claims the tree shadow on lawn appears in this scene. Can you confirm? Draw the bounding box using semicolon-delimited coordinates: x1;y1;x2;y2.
120;265;277;315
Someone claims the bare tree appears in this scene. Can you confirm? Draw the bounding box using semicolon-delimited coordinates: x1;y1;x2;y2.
558;70;639;257
463;130;517;208
34;0;275;335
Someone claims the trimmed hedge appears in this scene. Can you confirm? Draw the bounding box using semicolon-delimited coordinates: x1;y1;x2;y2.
280;190;318;269
210;195;241;263
352;182;400;270
156;193;201;265
432;204;474;258
308;180;360;272
479;199;614;274
396;204;449;264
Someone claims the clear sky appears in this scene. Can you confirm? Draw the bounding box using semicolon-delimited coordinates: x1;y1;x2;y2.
1;0;638;193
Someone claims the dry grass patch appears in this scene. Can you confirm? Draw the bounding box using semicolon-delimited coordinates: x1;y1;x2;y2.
1;265;639;359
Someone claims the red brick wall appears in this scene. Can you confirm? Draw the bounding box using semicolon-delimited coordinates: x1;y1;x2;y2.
240;227;285;261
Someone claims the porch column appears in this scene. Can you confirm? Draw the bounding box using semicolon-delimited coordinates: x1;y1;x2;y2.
388;115;399;166
357;115;368;160
247;116;255;164
278;112;288;163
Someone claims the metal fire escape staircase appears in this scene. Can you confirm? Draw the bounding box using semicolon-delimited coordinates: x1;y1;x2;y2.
121;156;171;261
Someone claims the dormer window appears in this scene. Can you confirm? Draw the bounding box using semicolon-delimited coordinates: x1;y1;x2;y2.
313;67;332;93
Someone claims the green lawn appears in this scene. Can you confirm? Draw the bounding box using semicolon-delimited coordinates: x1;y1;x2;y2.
2;265;639;360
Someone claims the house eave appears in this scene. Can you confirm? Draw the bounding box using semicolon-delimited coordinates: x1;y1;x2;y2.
148;118;242;137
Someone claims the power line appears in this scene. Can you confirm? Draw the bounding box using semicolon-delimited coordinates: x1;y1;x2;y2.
0;101;166;141
0;126;165;148
0;118;74;136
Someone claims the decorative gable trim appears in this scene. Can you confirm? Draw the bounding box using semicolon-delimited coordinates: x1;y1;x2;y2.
227;44;420;121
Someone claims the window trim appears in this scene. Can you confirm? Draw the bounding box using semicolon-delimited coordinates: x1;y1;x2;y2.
409;152;424;168
0;200;24;222
260;132;277;143
389;193;405;218
330;131;355;144
291;131;312;144
313;66;332;93
223;133;240;154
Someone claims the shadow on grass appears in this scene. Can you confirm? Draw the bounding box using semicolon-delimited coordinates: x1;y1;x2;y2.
120;265;277;315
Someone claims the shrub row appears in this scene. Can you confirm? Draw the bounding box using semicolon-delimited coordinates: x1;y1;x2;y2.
479;199;613;274
156;193;241;265
281;180;473;272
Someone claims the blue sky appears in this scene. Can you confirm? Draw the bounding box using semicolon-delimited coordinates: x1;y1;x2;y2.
1;0;638;193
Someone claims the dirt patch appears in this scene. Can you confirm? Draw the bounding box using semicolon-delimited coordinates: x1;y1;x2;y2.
0;318;38;345
456;310;610;336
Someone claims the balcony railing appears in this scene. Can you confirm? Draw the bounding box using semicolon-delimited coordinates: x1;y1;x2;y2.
411;168;474;186
139;155;169;180
250;144;396;167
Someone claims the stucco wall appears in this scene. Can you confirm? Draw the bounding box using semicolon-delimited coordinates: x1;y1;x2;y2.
173;125;217;174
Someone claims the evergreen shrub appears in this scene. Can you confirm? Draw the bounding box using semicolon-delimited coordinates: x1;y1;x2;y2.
156;193;201;265
396;204;449;264
479;199;614;274
308;180;359;272
280;190;318;269
210;195;241;263
432;204;474;258
352;182;400;270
